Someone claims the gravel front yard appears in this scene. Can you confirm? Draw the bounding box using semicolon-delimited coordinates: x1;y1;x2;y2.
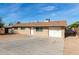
0;35;64;55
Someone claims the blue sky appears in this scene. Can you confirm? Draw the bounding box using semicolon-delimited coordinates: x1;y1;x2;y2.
0;3;79;25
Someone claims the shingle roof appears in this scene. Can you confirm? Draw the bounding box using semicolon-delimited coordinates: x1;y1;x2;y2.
13;21;67;27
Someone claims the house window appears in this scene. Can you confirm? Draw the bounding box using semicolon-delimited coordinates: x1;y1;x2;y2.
36;27;43;32
14;27;18;30
21;27;25;30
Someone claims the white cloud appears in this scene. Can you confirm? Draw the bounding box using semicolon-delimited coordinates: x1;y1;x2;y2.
40;6;56;11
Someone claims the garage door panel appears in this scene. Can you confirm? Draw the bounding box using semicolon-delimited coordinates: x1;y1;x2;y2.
49;30;62;38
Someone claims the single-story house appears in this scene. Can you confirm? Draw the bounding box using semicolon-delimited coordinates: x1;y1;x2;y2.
7;20;67;38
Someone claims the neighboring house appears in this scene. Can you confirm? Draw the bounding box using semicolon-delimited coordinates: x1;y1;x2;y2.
0;28;5;34
7;21;67;38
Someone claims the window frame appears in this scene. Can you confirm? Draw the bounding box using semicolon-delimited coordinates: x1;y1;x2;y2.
36;27;43;32
20;27;26;30
14;27;18;30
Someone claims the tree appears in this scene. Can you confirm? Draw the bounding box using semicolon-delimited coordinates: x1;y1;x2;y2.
70;23;78;28
68;21;79;29
8;22;13;26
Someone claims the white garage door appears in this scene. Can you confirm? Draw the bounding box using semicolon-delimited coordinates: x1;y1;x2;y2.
49;30;62;38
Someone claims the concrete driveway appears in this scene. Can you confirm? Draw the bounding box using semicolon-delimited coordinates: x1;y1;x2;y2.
0;35;64;55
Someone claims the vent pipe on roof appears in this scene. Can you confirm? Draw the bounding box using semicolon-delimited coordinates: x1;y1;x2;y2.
45;18;51;22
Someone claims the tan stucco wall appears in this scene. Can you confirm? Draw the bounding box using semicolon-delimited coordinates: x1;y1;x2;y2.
32;27;49;37
13;26;65;38
14;28;30;35
0;28;5;34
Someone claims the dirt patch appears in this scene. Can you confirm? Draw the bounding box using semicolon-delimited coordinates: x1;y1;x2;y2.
64;36;79;55
0;34;64;55
0;34;28;41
